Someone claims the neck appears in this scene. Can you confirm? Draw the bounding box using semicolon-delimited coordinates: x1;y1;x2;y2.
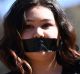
24;51;62;74
32;60;57;73
32;60;62;74
25;51;62;74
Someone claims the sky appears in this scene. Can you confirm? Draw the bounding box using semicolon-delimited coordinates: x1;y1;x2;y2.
58;0;80;8
0;0;80;18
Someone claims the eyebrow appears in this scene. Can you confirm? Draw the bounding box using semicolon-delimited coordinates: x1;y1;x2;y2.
25;19;51;22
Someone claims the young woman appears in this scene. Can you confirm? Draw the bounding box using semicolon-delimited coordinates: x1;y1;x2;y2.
0;0;80;74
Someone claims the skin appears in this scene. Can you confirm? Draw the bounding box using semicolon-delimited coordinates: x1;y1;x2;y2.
21;6;62;74
22;6;58;39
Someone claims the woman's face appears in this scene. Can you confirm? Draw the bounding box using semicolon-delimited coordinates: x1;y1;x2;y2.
21;6;58;39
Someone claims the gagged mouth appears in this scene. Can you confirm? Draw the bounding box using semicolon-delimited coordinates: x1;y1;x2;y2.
22;38;61;52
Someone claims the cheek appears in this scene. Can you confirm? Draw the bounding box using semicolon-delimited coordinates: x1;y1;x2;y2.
44;27;58;38
21;31;33;39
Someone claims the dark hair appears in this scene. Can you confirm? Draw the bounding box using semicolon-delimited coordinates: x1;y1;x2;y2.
0;0;80;73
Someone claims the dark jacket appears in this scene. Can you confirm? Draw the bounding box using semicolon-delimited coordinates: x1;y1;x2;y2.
62;60;80;74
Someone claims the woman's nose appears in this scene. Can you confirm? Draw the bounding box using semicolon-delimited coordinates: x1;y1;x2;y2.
33;27;44;38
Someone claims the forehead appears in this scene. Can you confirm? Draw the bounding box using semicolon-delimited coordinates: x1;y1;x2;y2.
24;6;55;21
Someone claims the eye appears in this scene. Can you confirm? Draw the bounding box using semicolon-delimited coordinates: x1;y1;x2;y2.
23;24;34;29
41;23;53;29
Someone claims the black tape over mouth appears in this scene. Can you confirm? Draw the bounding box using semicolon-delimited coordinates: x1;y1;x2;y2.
22;38;61;52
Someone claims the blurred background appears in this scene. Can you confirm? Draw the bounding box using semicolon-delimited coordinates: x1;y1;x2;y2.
0;0;80;74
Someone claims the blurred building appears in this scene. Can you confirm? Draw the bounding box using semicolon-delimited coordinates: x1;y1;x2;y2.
65;5;80;47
